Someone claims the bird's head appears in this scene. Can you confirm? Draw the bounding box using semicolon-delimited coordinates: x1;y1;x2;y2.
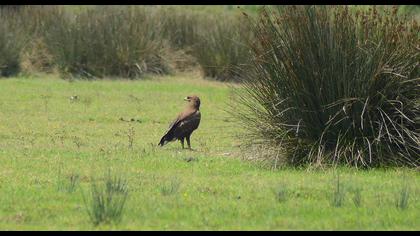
184;95;200;109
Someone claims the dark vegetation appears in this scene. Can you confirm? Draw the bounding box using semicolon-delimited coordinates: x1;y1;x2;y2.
233;6;419;168
0;5;254;81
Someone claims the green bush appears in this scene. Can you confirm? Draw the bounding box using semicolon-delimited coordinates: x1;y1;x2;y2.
0;6;256;80
397;5;420;17
156;6;255;81
0;8;28;77
42;6;171;79
18;6;62;74
158;6;199;50
192;12;253;81
235;6;419;168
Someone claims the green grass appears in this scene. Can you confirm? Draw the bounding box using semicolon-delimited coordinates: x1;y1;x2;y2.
0;73;419;230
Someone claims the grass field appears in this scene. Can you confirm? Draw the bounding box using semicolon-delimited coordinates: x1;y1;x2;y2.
0;73;419;230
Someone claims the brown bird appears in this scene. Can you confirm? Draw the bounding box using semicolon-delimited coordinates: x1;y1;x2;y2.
158;95;201;149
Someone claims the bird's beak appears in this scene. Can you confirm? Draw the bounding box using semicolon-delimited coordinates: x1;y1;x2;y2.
184;97;190;102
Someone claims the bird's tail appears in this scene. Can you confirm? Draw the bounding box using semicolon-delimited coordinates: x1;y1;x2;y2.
159;128;176;147
158;135;168;146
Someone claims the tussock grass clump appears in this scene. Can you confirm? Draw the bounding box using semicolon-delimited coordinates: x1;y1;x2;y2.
154;6;255;81
158;6;200;50
156;6;201;72
20;37;55;75
82;172;129;226
1;6;67;76
0;8;28;77
43;6;171;79
235;6;420;168
192;12;253;81
0;5;255;80
17;6;62;75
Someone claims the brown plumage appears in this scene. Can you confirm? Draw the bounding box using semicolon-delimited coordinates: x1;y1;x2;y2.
158;95;201;149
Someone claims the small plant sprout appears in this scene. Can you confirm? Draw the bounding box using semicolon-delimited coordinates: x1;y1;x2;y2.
82;172;129;226
352;187;362;208
57;172;80;193
40;94;51;113
331;174;345;207
160;177;181;196
127;124;135;150
273;183;288;203
66;173;80;193
395;180;410;210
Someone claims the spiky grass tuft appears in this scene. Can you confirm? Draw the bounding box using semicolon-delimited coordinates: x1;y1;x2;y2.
234;6;419;168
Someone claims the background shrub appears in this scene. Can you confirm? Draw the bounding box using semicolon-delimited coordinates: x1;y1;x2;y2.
192;12;253;81
158;6;200;50
42;6;171;79
157;6;255;81
0;5;418;83
18;6;64;75
0;8;28;77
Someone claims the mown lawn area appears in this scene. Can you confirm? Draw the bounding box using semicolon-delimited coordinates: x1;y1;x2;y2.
0;74;418;230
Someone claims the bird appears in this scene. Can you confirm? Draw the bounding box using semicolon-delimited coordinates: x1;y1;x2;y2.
158;95;201;149
69;95;79;102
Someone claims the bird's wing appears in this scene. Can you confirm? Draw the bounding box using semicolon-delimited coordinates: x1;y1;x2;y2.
168;116;180;129
173;110;201;136
177;110;200;129
159;109;200;146
164;109;198;135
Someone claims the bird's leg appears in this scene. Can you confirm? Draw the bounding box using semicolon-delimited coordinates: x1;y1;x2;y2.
180;138;185;149
186;135;191;149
